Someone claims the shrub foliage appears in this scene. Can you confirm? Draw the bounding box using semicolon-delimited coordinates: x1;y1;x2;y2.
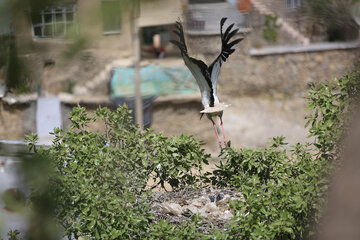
26;106;210;239
209;139;328;239
306;70;360;159
23;70;359;239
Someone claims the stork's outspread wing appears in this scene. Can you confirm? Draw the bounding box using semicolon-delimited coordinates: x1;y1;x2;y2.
170;21;214;108
208;18;243;102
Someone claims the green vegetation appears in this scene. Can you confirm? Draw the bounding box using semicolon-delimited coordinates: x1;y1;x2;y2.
301;0;359;41
0;35;32;94
262;15;280;43
306;71;360;159
25;105;209;239
0;230;22;240
19;70;360;239
208;139;328;239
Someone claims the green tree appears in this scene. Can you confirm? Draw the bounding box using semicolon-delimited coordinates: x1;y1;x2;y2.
301;0;359;41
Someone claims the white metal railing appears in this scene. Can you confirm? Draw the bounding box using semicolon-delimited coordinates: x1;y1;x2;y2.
249;40;360;56
185;2;250;35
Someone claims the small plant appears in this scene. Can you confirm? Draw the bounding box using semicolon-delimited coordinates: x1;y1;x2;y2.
262;15;280;43
254;42;263;49
0;230;22;240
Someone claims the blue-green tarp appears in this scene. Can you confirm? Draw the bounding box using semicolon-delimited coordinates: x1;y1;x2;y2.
110;65;198;98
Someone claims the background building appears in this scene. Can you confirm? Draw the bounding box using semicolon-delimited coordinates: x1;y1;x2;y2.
0;0;359;152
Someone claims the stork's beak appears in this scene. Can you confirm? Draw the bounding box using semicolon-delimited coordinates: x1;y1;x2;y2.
200;113;204;120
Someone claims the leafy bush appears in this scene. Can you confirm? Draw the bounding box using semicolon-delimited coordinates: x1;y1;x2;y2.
306;70;360;159
149;217;209;240
26;105;209;239
207;139;328;239
207;137;289;188
149;134;210;190
24;70;359;239
204;71;359;239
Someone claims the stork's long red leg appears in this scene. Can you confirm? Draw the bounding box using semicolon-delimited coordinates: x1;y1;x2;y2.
210;118;222;148
220;117;227;147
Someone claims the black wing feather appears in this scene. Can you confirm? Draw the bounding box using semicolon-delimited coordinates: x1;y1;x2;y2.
209;18;243;83
228;38;243;49
225;29;239;43
223;23;234;40
170;21;215;107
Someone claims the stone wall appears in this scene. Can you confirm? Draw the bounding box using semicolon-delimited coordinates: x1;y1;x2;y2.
219;48;360;97
0;101;107;141
187;34;360;97
0;102;25;140
0;101;36;140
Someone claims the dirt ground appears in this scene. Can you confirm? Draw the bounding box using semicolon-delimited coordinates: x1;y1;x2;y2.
0;93;310;159
152;93;310;156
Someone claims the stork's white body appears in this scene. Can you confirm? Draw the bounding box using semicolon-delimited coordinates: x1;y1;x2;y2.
200;103;230;114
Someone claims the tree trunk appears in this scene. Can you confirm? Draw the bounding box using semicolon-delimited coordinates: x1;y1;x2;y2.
132;0;143;129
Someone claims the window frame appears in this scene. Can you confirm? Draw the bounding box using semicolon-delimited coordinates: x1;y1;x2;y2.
285;0;301;9
101;0;122;35
189;0;226;3
31;3;77;39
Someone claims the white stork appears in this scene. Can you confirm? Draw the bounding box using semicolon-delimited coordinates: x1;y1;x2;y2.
170;17;243;148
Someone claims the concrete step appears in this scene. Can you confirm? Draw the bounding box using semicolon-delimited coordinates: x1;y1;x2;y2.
251;0;310;45
36;97;62;141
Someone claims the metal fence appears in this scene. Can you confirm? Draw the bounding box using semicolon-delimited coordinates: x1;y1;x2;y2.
185;2;250;35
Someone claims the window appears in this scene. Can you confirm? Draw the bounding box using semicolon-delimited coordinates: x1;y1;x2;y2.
142;25;170;45
31;3;76;38
101;1;121;35
285;0;301;9
141;25;171;59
